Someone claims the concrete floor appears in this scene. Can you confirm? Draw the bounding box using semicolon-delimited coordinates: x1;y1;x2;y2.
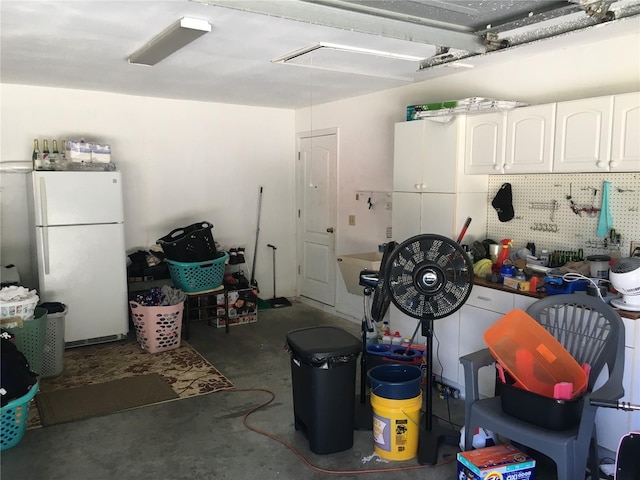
1;299;558;480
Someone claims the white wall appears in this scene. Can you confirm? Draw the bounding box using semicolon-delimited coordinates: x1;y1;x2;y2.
296;26;640;324
0;85;296;295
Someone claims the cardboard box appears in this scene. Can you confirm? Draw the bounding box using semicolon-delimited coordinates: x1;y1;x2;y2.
217;313;257;328
457;444;535;480
217;288;257;328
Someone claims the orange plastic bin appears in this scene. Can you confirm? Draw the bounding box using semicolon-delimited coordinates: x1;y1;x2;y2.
484;309;587;399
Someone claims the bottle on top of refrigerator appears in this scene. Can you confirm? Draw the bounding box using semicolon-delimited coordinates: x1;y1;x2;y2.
42;139;51;168
32;139;41;170
51;140;59;165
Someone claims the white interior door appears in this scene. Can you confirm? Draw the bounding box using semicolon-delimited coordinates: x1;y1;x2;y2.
297;130;337;306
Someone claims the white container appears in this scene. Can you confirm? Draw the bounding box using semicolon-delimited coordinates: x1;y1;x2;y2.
587;255;611;279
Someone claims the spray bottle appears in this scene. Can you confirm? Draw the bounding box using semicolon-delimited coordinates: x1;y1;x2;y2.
496;239;513;268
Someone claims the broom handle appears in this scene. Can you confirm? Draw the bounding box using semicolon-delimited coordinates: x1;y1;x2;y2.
268;244;276;299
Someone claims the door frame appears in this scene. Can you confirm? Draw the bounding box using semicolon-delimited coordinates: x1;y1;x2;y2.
295;127;338;303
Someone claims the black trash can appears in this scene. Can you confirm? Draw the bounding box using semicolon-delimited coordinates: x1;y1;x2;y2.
286;326;361;454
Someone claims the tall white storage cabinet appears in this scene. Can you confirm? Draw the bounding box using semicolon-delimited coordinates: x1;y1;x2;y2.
390;118;488;339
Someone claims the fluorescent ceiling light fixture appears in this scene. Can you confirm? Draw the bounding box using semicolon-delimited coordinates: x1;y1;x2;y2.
129;17;211;66
272;42;428;81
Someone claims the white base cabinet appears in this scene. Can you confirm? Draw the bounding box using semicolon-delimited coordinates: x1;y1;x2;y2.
595;315;639;455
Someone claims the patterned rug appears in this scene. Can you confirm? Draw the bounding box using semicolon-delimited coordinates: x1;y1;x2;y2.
28;340;233;428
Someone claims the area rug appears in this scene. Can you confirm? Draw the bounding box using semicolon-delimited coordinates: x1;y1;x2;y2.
28;340;234;428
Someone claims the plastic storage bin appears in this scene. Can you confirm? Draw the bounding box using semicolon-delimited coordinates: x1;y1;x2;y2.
5;307;48;375
166;252;228;293
0;381;39;451
500;382;583;430
129;301;184;353
484;309;587;399
157;221;217;262
40;303;67;378
285;326;361;454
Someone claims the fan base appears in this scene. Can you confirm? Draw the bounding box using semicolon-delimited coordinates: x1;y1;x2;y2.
417;418;460;465
611;297;640;312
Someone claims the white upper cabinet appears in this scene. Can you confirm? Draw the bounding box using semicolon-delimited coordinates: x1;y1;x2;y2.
611;91;640;171
393;120;456;193
464;113;506;174
504;104;556;174
463;92;639;174
553;95;614;172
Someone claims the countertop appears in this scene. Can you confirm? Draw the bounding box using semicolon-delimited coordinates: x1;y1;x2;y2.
473;277;640;320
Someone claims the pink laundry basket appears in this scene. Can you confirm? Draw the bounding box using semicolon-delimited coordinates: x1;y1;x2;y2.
129;301;184;353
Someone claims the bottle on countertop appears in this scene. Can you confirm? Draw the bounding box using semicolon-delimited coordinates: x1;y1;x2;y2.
496;239;513;268
381;331;392;344
391;331;403;345
539;249;550;267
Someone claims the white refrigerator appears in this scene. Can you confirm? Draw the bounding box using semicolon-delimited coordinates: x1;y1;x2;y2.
28;171;129;346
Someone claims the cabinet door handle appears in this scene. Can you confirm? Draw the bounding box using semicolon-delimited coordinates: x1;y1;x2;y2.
414;183;421;190
493;165;502;172
476;296;492;301
596;161;607;169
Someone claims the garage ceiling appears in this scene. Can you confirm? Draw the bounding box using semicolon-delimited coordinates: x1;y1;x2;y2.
1;0;639;109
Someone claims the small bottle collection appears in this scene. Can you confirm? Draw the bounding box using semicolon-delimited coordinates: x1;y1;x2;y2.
32;138;67;170
31;137;114;171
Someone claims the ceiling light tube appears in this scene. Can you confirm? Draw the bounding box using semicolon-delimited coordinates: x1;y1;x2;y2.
128;17;211;66
272;42;425;64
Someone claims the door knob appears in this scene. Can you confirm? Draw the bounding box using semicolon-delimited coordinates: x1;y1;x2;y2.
326;227;334;233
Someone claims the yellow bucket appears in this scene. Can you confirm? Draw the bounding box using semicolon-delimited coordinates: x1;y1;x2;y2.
371;391;422;461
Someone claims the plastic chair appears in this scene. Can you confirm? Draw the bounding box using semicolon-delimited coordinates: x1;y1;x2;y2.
460;294;625;480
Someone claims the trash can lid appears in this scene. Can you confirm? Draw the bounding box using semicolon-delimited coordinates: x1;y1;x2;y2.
286;326;361;363
38;302;67;314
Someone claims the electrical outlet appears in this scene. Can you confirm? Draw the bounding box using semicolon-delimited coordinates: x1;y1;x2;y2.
386;227;392;238
348;215;356;226
631;241;640;257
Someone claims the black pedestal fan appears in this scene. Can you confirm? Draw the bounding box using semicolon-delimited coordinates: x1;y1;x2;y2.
383;234;474;465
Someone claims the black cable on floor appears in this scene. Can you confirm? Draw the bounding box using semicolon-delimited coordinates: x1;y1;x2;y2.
229;387;455;475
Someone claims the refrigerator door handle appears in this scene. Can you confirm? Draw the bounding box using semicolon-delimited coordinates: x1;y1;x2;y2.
41;227;50;275
39;176;48;226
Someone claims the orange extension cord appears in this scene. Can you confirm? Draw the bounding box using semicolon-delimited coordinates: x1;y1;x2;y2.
230;387;455;475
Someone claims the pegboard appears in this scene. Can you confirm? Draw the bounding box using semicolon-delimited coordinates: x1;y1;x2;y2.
487;172;640;258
